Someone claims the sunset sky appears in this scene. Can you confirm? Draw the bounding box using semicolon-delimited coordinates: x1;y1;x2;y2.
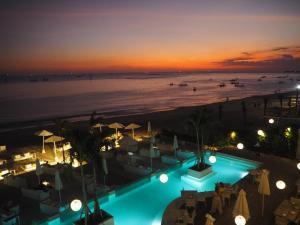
1;0;300;74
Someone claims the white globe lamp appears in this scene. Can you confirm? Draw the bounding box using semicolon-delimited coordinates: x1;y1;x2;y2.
297;163;300;170
237;143;244;150
235;215;246;225
276;180;286;190
257;129;265;136
209;155;217;164
268;118;274;124
70;199;82;212
159;174;168;183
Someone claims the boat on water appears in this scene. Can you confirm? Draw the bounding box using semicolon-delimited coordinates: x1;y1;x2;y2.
179;83;188;87
218;82;226;88
235;83;245;87
193;87;197;91
257;79;262;82
169;82;174;86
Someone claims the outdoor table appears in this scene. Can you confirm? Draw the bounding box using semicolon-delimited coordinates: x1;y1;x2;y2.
274;199;300;223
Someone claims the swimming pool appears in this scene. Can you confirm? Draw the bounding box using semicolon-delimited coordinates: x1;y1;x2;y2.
44;153;259;225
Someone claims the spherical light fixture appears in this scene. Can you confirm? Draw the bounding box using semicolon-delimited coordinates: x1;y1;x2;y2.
235;215;246;225
159;174;168;183
297;84;300;89
257;129;265;137
237;143;244;150
209;155;217;164
297;163;300;170
276;180;286;190
70;199;82;212
268;118;274;124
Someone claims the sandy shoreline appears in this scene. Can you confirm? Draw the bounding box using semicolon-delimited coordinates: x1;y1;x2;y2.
0;90;294;150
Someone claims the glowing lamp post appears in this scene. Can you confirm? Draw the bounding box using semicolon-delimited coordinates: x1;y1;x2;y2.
159;174;168;183
209;155;217;164
268;118;274;124
237;143;244;150
257;130;265;137
276;180;286;190
235;215;246;225
70;199;82;212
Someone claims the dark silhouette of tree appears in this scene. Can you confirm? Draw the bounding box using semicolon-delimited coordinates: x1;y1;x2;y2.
241;101;247;124
188;108;212;167
263;98;269;116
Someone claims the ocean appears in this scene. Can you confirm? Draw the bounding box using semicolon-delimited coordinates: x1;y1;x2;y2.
0;72;299;125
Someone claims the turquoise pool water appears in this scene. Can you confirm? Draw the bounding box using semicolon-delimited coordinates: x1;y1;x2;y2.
45;153;259;225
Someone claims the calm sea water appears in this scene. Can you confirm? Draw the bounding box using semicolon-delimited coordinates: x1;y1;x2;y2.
0;72;299;124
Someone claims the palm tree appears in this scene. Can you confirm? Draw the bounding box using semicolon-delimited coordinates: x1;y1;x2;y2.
278;94;283;116
69;129;91;225
241;101;247;124
263;97;269;116
188;108;212;167
54;119;69;163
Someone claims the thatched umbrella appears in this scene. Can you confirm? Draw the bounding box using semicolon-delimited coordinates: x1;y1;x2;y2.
35;130;53;153
92;123;106;133
125;123;141;139
45;135;65;162
108;122;124;138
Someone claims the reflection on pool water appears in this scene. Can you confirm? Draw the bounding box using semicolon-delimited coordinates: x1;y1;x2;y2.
46;153;259;225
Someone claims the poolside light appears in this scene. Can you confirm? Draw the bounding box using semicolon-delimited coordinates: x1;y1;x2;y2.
159;174;168;183
42;181;49;186
257;130;266;137
268;118;274;124
297;163;300;170
72;159;79;168
276;180;286;190
209;155;217;164
234;215;246;225
237;143;244;150
230;131;237;140
297;84;300;89
70;199;82;212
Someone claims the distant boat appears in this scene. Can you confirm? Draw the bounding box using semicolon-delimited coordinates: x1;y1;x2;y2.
193;87;197;91
235;83;245;87
169;82;174;86
179;83;188;87
260;76;266;79
218;82;226;88
257;79;262;82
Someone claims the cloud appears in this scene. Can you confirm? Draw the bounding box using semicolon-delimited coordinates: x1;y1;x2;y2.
218;46;300;72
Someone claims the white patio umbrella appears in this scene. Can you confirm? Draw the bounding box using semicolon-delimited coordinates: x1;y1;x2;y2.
173;135;179;157
151;135;156;144
45;135;65;163
102;157;108;186
108;122;124;138
258;169;271;216
125;123;141;139
205;213;216;225
55;170;63;204
233;189;250;221
92;123;106;133
35;130;53;153
35;159;42;184
147;121;151;134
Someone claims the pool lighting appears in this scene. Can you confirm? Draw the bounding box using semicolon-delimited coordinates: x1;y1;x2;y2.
235;215;246;225
237;143;244;150
268;118;274;124
276;180;286;190
159;174;168;183
257;129;265;137
297;163;300;170
297;85;300;89
70;199;82;212
209;155;217;164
